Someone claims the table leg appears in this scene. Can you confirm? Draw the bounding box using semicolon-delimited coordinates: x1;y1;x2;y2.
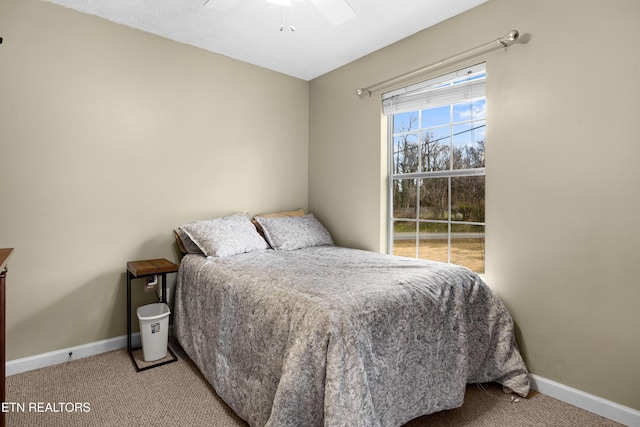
160;273;167;304
127;272;132;352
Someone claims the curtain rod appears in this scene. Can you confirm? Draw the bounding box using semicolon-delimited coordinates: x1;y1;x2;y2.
355;30;519;97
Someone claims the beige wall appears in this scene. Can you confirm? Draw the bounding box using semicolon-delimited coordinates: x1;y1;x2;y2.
0;0;308;359
309;0;640;411
1;0;639;415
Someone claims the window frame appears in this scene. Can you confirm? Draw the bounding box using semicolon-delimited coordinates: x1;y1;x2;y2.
386;64;486;271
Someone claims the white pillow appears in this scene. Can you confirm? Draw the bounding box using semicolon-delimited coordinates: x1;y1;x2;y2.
174;228;204;255
181;214;268;257
254;214;334;251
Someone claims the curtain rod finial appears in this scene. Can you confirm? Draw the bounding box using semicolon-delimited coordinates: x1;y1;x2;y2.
499;30;519;46
356;88;371;97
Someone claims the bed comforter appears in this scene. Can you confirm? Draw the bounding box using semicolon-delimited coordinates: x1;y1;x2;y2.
174;246;529;427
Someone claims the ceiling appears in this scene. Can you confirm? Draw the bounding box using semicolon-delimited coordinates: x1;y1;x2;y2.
47;0;488;81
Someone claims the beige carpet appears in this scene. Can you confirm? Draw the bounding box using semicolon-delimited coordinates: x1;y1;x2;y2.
6;341;622;427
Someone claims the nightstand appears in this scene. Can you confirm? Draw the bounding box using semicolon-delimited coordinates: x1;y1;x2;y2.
126;258;179;371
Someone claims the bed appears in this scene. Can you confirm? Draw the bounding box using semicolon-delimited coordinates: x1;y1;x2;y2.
173;213;530;427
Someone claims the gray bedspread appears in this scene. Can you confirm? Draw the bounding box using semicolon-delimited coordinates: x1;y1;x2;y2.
174;246;529;427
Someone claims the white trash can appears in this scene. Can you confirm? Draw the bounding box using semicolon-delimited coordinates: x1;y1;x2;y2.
137;303;170;362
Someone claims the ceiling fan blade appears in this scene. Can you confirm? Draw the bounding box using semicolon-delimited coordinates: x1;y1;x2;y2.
308;0;355;26
204;0;241;12
266;0;292;5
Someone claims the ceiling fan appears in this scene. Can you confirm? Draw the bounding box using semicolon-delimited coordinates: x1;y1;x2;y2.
204;0;356;26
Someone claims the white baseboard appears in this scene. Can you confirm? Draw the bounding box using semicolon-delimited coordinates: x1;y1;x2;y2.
6;333;141;376
7;342;640;426
530;374;640;427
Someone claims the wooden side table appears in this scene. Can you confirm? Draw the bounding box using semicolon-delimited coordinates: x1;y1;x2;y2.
126;258;178;371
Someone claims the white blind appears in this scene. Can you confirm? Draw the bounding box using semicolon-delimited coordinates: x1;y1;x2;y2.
382;63;486;115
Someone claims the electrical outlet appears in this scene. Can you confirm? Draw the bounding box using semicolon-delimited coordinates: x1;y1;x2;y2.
145;275;159;293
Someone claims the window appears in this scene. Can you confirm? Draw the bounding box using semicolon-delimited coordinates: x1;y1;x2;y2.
386;63;486;273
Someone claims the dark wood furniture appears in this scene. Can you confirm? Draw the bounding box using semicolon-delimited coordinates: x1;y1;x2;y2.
126;258;178;371
1;248;14;427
